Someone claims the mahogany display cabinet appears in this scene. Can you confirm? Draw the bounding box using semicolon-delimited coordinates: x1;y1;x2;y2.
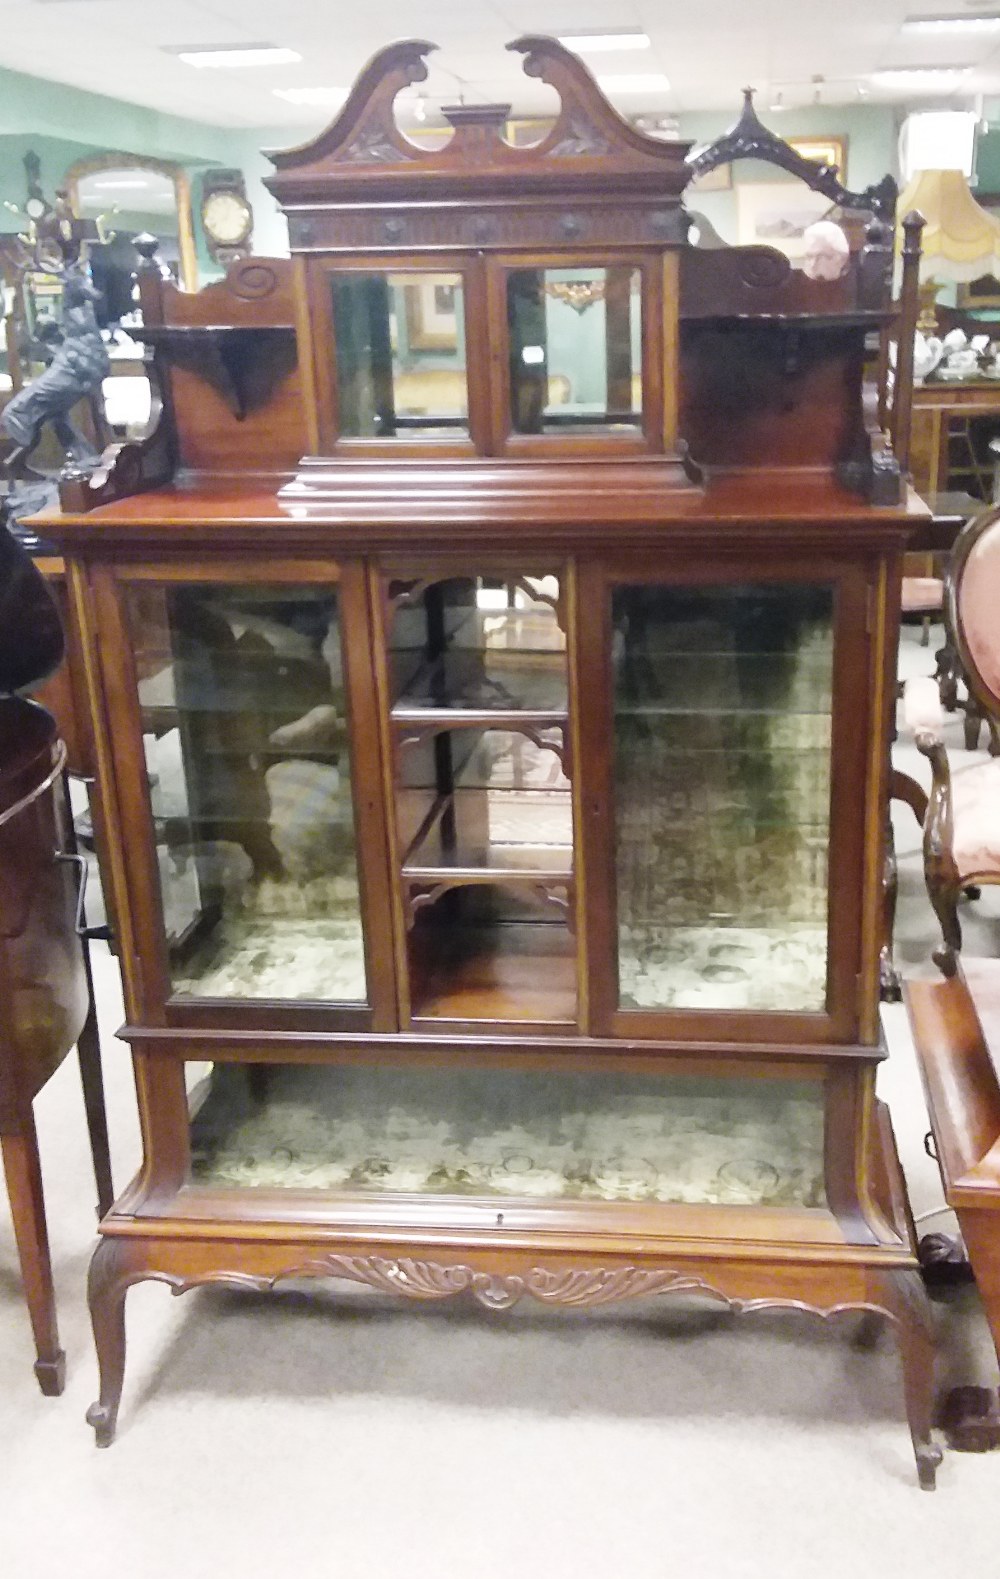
40;38;938;1480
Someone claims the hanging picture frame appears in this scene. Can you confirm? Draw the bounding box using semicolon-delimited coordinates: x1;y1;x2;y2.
787;137;847;176
402;276;460;352
736;181;834;260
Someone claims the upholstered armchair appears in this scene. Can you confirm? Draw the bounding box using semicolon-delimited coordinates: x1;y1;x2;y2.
905;504;1000;976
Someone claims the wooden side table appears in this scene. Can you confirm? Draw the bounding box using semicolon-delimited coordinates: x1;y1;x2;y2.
910;383;1000;501
0;697;112;1394
906;961;1000;1449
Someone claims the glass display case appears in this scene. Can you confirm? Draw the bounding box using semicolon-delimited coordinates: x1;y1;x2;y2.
46;36;938;1482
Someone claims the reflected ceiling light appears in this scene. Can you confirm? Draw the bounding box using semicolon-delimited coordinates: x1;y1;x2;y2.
273;86;348;105
596;73;671;93
174;45;302;68
558;31;651;52
870;65;973;87
901;14;1000;32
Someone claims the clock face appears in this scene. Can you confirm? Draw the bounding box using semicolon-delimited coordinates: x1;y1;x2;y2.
202;189;251;246
25;196;47;220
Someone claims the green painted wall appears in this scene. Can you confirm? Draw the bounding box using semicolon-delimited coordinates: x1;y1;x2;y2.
0;62;908;277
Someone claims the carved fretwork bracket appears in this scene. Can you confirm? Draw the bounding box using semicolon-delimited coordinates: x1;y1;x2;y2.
57;404;175;513
686;89;897;223
404;878;571;929
135;326;297;421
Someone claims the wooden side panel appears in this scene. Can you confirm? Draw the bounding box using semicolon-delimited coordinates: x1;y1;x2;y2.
168;360;306;474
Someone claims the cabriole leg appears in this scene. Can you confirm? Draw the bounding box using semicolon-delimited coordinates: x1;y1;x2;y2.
877;1270;942;1489
86;1236;131;1446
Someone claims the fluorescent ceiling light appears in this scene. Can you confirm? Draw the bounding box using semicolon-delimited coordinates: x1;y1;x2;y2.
273;86;348;106
901;14;1000;32
597;73;671;93
870;65;973;86
558;31;651;52
175;46;302;69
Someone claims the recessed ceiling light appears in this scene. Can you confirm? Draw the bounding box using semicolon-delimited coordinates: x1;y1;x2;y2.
172;45;302;69
869;65;973;86
558;31;651;52
596;73;671;93
901;13;1000;32
273;86;348;106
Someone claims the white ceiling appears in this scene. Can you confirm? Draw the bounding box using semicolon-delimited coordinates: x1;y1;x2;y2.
2;0;1000;130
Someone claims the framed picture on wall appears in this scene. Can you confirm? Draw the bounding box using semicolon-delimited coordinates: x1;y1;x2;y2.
687;164;732;193
404;276;460;352
736;181;834;260
788;137;847;176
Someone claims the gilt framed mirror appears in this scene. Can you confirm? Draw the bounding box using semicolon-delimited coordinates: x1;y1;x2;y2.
63;154;197;292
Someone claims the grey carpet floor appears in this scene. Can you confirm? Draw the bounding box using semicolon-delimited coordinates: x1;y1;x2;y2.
1;623;998;1578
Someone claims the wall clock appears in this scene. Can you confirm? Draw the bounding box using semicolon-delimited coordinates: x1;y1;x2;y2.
200;169;253;265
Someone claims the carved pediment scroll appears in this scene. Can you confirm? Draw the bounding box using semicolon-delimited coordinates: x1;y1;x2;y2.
265;35;692;212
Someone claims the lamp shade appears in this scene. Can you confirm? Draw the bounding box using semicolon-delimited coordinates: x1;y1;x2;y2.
897;168;1000;282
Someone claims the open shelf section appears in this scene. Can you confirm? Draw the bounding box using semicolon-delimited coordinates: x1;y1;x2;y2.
392;647;567;716
402;788;573;879
411;917;577;1022
388;576;567;716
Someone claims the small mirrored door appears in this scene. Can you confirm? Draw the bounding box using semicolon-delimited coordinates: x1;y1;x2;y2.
116;571;381;1011
506;265;643;437
329;269;470;441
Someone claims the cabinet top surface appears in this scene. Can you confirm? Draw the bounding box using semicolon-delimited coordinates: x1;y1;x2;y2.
38;466;928;549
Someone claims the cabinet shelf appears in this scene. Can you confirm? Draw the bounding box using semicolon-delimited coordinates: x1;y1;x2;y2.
410;919;577;1023
392;649;567;715
401;789;573;881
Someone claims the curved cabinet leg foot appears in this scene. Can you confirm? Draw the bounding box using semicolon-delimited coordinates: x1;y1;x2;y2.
1;1118;65;1395
86;1237;132;1447
874;1270;942;1490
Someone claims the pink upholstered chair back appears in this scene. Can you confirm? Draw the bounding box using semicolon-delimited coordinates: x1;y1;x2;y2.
949;504;1000;717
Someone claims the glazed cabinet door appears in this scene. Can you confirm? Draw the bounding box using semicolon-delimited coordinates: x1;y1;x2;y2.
577;555;874;1044
89;558;395;1030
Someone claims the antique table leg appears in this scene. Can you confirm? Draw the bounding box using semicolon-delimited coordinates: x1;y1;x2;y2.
75;950;113;1218
1;1113;66;1395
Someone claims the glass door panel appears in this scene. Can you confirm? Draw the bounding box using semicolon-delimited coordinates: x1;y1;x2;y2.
125;582;367;1002
189;1062;827;1210
612;583;834;1014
